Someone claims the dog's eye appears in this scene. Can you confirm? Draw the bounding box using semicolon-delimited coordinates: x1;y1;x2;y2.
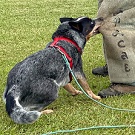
91;21;94;25
90;21;95;27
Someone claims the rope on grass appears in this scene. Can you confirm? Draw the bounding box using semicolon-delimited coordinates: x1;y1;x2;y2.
42;54;135;135
43;125;135;135
62;54;135;112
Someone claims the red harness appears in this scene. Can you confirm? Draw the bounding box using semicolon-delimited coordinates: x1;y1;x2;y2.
49;37;82;82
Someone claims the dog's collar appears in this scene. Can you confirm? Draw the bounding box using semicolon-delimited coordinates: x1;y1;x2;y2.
49;36;81;82
51;37;82;54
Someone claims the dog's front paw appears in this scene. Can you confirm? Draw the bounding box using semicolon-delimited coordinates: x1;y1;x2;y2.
72;90;83;96
92;95;101;100
86;91;101;100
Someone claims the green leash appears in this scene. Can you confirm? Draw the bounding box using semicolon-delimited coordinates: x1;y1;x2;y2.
43;125;135;135
42;54;135;135
62;55;135;112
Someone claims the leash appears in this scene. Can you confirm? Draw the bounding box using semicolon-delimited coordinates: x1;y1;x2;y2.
62;55;135;112
43;125;135;135
42;52;135;135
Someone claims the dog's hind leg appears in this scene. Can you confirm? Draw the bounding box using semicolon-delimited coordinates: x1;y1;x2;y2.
41;109;53;114
63;83;82;96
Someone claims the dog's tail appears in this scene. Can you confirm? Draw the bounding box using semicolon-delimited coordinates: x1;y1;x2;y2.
5;89;41;124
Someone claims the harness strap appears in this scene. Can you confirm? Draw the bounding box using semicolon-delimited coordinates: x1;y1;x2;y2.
49;37;82;82
50;37;82;54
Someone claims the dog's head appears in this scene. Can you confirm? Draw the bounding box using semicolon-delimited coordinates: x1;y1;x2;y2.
60;17;103;41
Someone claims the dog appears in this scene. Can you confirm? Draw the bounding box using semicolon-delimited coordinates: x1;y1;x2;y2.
3;17;102;124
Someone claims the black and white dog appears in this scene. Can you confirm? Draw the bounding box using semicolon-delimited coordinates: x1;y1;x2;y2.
3;17;102;124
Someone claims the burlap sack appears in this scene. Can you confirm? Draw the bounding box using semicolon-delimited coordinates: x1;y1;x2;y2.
97;0;135;84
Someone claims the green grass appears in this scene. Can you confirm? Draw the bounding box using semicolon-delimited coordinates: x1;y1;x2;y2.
0;0;135;135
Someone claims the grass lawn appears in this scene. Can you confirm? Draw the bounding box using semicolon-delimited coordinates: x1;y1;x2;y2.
0;0;135;134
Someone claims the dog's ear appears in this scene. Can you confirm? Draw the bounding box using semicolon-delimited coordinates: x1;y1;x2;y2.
60;18;74;23
69;21;82;32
